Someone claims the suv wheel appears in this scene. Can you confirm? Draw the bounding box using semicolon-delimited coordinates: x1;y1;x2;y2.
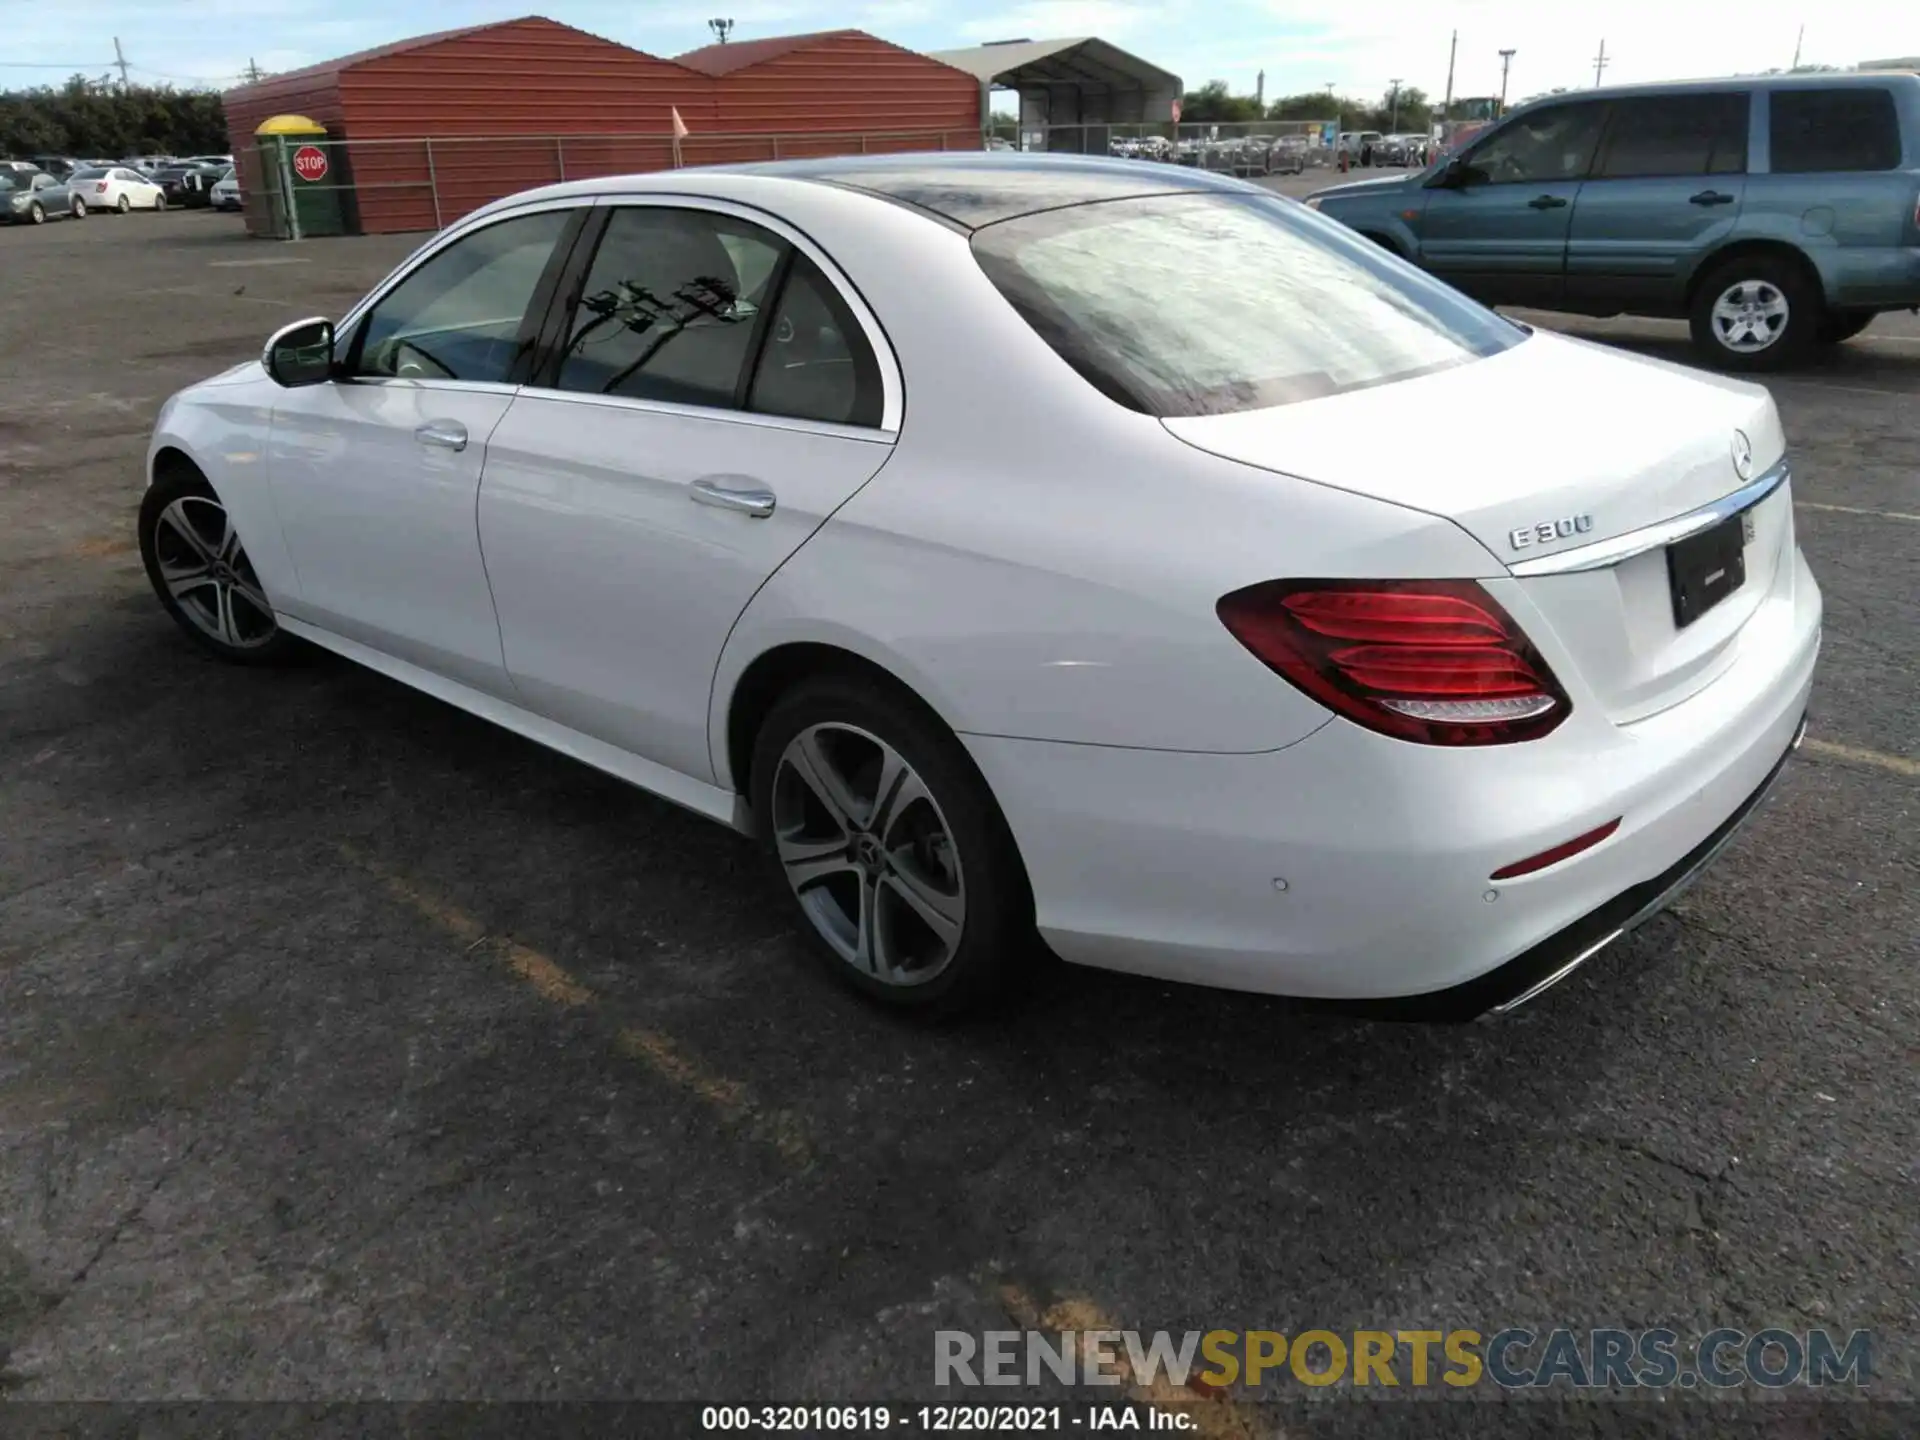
750;674;1035;1016
1816;309;1874;345
1689;256;1818;371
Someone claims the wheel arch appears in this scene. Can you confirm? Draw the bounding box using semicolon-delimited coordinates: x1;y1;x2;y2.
1684;239;1828;311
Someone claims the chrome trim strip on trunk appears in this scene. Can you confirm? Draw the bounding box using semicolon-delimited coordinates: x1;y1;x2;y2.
1507;459;1791;578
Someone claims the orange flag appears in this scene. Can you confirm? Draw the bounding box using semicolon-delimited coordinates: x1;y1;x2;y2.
671;107;690;139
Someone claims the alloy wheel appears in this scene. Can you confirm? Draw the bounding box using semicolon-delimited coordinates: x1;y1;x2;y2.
1710;281;1789;354
770;722;966;987
117;195;130;213
71;199;85;218
28;202;43;224
151;495;277;649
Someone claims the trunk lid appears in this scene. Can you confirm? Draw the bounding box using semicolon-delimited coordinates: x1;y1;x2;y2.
1162;331;1790;723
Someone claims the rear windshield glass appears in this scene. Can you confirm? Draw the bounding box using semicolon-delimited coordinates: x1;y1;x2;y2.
972;192;1522;417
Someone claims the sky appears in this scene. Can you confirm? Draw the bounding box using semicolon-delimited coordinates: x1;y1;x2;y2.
1;0;1912;109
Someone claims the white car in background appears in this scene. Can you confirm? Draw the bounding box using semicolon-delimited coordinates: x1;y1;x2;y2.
211;167;242;212
69;166;169;213
136;156;1819;1020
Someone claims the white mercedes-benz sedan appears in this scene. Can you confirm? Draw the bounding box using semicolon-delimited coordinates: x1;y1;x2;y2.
139;155;1819;1019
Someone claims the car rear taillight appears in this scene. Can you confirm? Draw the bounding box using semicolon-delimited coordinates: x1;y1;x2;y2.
95;181;107;193
1216;579;1570;745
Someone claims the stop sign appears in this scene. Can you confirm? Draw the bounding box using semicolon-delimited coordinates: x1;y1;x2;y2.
292;145;328;182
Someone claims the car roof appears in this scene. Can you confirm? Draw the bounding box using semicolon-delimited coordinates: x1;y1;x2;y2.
491;154;1264;232
1524;70;1920;107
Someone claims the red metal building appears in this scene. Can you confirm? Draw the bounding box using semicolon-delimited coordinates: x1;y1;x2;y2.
223;18;982;237
676;29;981;158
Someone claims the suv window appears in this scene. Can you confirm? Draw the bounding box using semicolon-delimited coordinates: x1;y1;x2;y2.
353;209;569;384
973;192;1521;417
556;207;784;408
1598;93;1748;177
1461;101;1608;184
1770;87;1902;173
746;253;884;428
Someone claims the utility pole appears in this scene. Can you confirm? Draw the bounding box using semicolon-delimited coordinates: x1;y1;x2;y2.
1791;24;1804;69
1256;69;1265;108
112;36;130;88
242;57;265;83
1592;38;1609;87
1388;79;1402;132
1498;48;1515;115
1441;29;1457;125
707;17;733;44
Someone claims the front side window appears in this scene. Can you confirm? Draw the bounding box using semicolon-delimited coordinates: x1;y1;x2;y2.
1597;94;1749;177
1770;87;1902;173
1460;102;1608;184
353;209;569;384
973;192;1522;417
556;207;783;408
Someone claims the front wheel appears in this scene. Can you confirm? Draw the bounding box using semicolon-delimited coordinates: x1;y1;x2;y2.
750;675;1035;1016
138;467;298;665
27;202;43;224
116;194;130;213
153;194;167;211
1688;256;1819;371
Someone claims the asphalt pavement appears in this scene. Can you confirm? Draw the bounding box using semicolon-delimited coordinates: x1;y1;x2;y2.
0;198;1914;1434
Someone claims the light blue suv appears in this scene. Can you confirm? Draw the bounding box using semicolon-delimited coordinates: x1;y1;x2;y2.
1307;73;1920;370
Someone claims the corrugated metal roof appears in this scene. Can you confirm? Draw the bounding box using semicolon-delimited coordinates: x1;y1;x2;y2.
222;20;512;103
925;36;1181;93
676;29;863;76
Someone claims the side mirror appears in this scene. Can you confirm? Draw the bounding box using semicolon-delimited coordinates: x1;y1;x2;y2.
262;316;334;388
1429;157;1470;189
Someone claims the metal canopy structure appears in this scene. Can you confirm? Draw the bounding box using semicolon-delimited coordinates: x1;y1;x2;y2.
925;36;1182;145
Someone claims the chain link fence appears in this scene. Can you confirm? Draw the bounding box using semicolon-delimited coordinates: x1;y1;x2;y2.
997;120;1343;175
242;126;988;239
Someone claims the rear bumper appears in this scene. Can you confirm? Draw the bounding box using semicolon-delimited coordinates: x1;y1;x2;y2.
1324;710;1806;1021
1824;244;1920;309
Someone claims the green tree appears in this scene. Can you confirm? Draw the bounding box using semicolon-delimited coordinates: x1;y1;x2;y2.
0;77;228;160
1180;80;1265;123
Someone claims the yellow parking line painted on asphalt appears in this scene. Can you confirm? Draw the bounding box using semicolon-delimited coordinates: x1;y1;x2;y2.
616;1027;812;1166
1802;738;1920;779
64;536;137;559
998;1285;1272;1440
1797;500;1920;524
342;843;808;1164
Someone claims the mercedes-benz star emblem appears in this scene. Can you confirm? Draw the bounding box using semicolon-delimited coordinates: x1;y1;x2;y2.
1731;430;1754;481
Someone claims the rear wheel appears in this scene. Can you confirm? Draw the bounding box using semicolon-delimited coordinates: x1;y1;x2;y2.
1816;309;1875;345
1688;255;1819;371
70;197;86;218
749;674;1035;1016
138;466;297;665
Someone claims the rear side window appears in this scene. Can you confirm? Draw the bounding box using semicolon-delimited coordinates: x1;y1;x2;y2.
1598;93;1749;177
746;254;883;428
1770;88;1903;173
973;192;1522;418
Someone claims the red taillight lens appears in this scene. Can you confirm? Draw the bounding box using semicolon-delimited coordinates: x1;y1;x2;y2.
1216;579;1570;746
95;181;108;192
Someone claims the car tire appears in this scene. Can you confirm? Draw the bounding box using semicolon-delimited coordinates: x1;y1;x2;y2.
154;194;167;211
1688;255;1819;372
138;465;299;666
71;198;85;218
116;195;130;213
749;672;1036;1017
27;202;43;224
1816;309;1875;345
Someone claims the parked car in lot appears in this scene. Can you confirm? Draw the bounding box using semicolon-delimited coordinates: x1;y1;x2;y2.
69;166;168;213
1;170;78;223
1306;72;1920;369
211;167;242;211
138;155;1819;1020
153;162;224;208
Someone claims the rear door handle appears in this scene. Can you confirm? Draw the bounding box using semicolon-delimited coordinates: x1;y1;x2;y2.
1526;193;1569;210
414;420;468;451
689;477;776;518
1689;190;1736;206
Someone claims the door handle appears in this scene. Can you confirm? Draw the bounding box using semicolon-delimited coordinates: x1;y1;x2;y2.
414;420;468;452
689;477;776;518
1526;194;1569;210
1689;190;1736;206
